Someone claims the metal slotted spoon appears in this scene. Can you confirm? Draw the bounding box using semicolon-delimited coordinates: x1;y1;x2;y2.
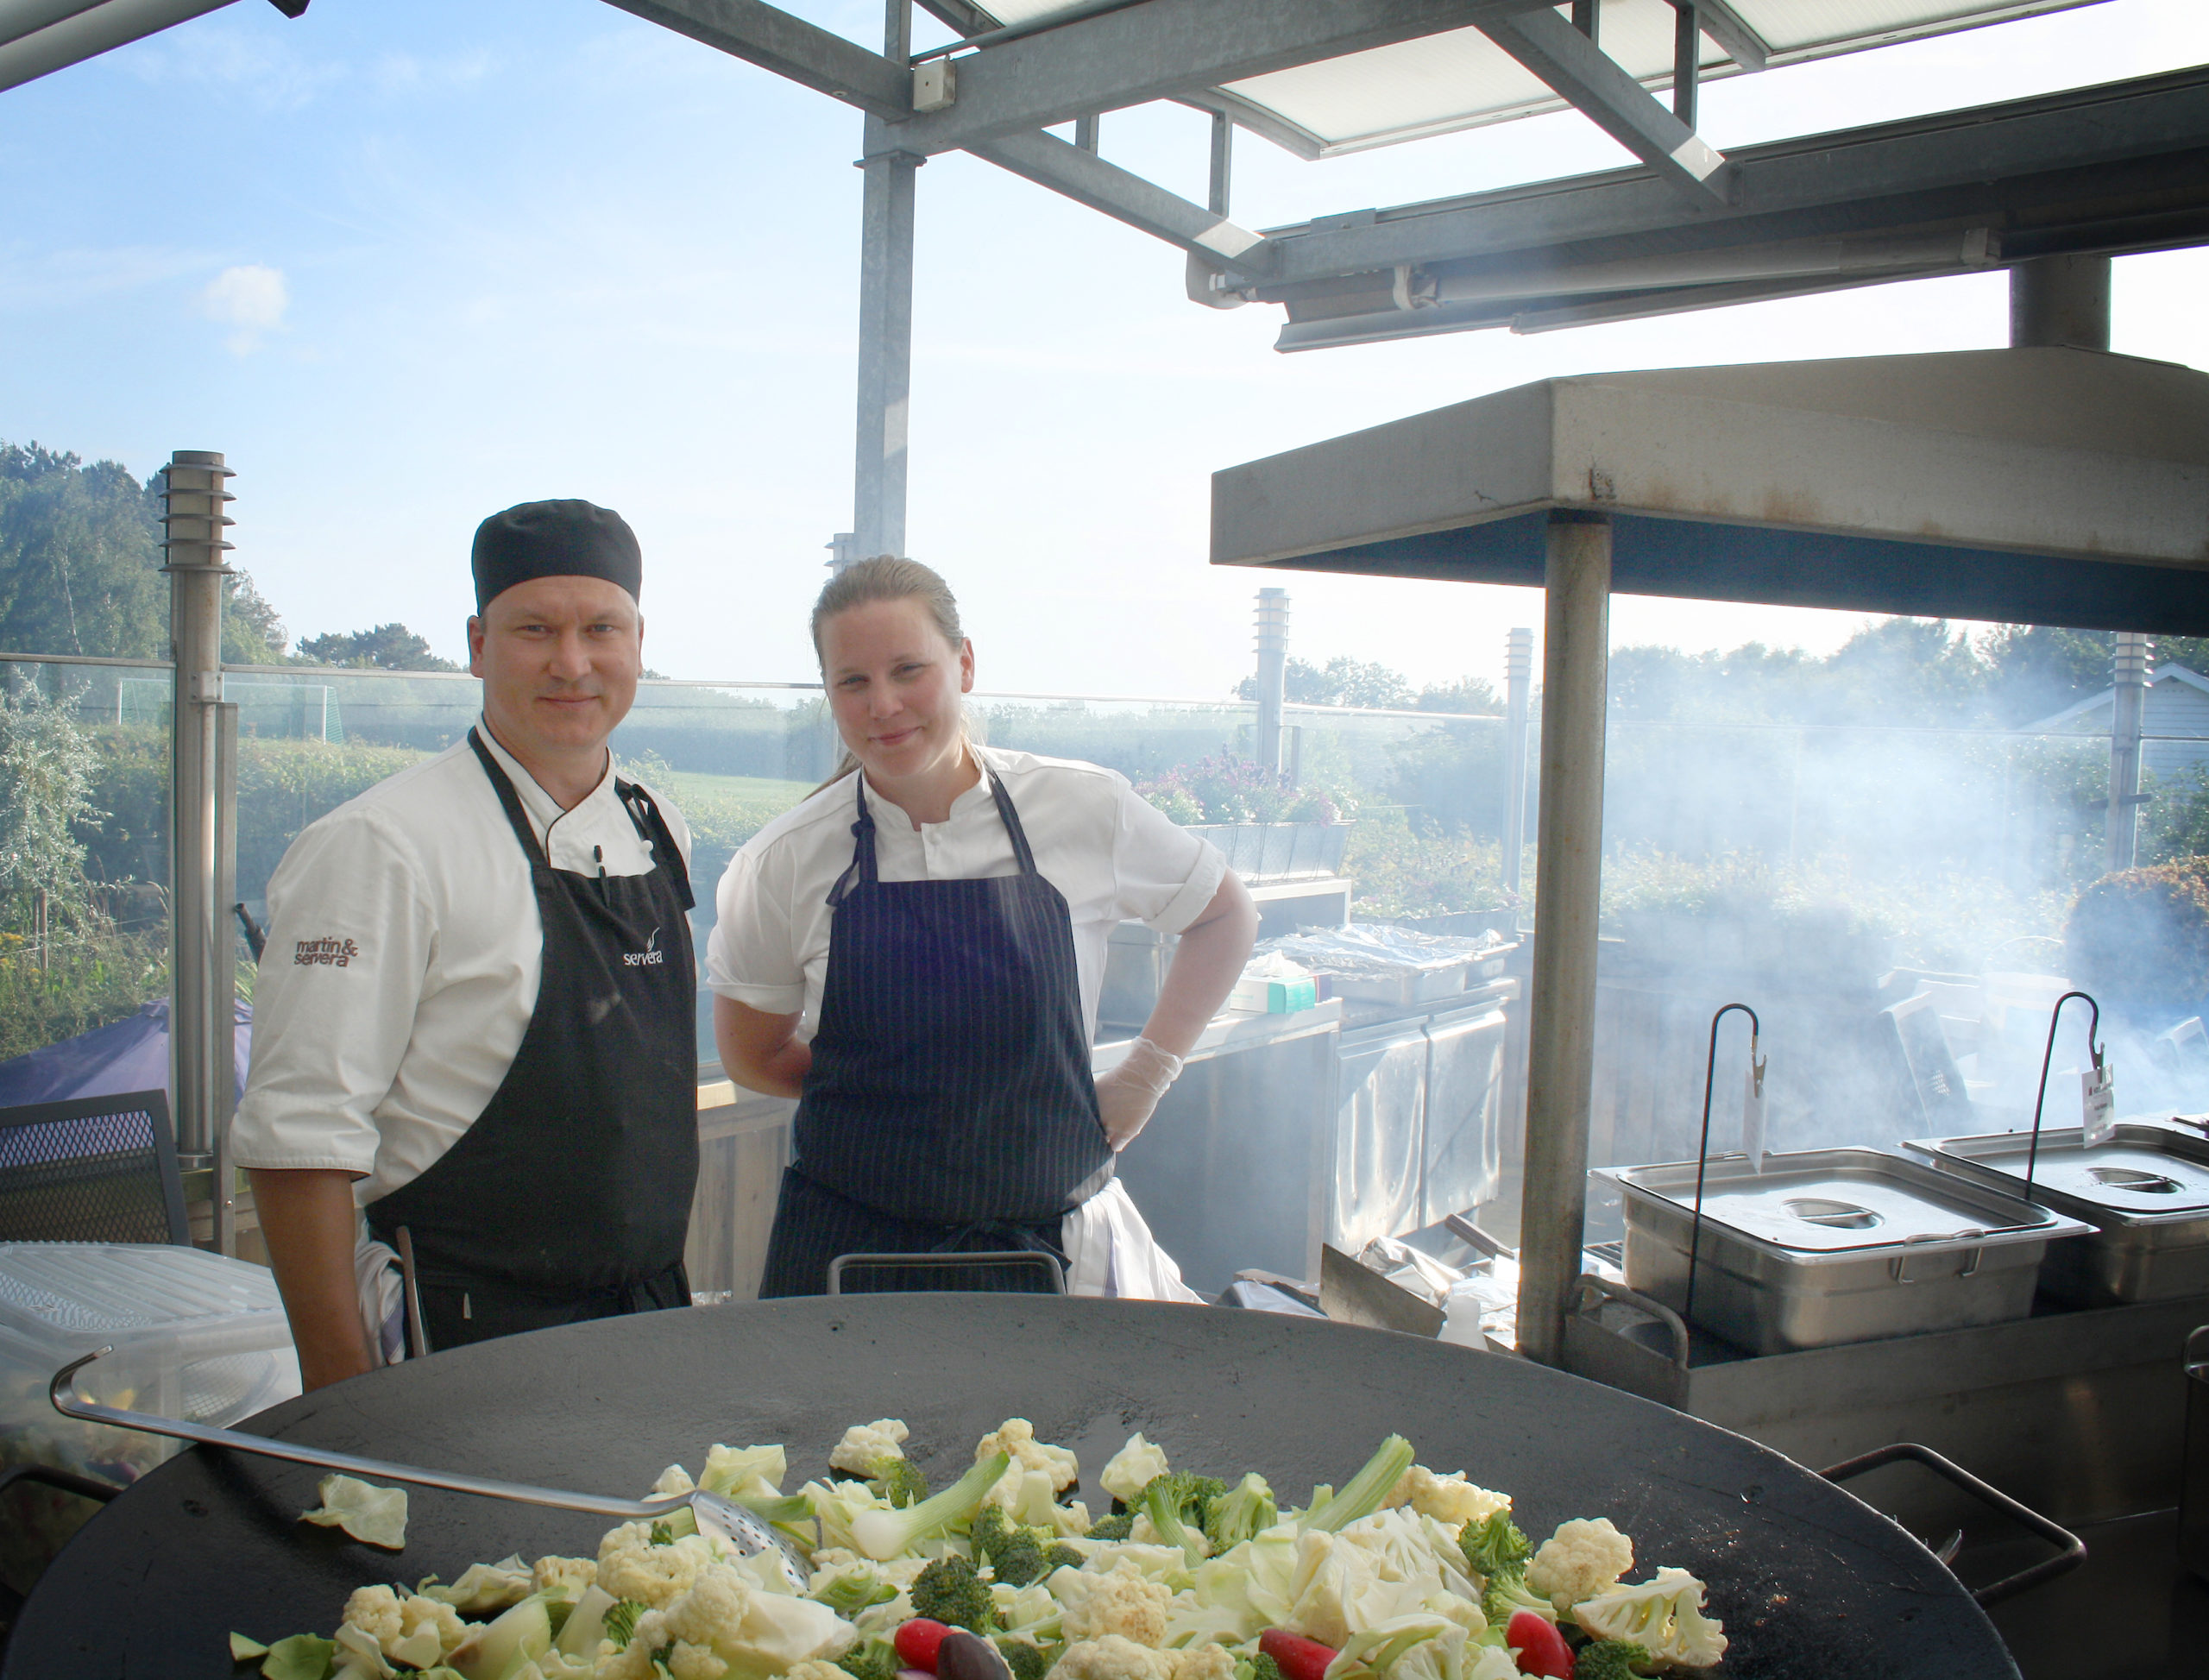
50;1347;812;1589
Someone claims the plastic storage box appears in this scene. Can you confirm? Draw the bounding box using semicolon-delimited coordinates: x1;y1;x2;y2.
0;1243;299;1596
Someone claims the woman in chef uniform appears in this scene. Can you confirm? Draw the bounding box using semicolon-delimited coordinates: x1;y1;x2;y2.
710;557;1258;1298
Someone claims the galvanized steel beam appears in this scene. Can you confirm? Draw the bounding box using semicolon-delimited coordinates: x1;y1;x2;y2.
603;0;911;119
875;0;1558;158
967;128;1269;272
1517;512;1611;1369
1476;3;1728;201
1253;66;2209;286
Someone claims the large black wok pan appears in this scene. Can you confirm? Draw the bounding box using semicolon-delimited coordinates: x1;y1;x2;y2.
4;1297;2016;1677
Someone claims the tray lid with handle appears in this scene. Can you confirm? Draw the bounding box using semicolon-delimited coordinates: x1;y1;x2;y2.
1904;1123;2209;1229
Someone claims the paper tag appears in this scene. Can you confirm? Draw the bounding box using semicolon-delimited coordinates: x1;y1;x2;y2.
2081;1061;2116;1146
1741;1054;1769;1173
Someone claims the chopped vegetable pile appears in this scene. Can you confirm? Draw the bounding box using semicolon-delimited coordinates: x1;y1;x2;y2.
233;1420;1726;1680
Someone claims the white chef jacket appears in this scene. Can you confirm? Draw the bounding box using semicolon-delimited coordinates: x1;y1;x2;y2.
706;745;1225;1042
230;722;692;1206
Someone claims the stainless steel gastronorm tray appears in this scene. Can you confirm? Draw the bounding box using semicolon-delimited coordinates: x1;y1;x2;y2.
1597;1148;2092;1354
1904;1123;2209;1304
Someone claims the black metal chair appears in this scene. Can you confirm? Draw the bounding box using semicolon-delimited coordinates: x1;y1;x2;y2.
0;1088;189;1246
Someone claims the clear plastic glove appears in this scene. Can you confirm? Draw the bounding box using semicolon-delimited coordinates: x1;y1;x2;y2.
1094;1036;1185;1151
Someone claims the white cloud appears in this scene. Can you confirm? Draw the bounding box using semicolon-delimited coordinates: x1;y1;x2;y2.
199;263;288;353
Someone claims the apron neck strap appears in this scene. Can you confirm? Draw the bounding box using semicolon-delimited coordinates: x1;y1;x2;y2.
827;755;1040;908
468;728;551;871
614;777;695;912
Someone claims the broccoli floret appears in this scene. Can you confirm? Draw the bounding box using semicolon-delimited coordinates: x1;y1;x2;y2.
1086;1511;1136;1542
877;1459;932;1510
972;1504;1018;1563
1573;1640;1652;1680
996;1639;1053;1680
603;1599;649;1649
1235;1653;1286;1680
839;1638;903;1680
648;1520;677;1546
1042;1543;1082;1575
910;1554;1004;1634
849;1450;1013;1561
1202;1472;1278;1552
1300;1436;1417;1534
1460;1509;1532;1581
1480;1570;1557;1629
1140;1471;1228;1561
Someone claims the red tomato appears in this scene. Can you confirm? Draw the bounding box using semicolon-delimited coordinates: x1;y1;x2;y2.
1259;1627;1340;1680
896;1619;953;1672
1506;1611;1574;1678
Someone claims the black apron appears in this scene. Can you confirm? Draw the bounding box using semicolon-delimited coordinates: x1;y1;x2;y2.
367;730;700;1350
758;769;1113;1297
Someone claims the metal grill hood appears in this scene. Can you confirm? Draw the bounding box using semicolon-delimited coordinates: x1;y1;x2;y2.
1210;345;2209;634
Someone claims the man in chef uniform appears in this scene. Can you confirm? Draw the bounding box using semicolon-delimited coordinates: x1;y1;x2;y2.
232;500;700;1390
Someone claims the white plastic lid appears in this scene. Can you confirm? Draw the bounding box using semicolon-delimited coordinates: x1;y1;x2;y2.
0;1243;285;1348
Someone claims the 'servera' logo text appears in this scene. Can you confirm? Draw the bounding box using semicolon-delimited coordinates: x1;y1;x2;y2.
623;928;665;968
294;935;359;968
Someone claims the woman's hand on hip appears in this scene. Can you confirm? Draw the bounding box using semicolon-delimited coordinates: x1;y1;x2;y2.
1095;1035;1185;1151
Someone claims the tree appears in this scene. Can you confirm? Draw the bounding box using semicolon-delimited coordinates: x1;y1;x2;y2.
1238;655;1413;708
294;623;460;671
0;444;167;658
0;680;104;935
225;571;289;665
1415;676;1501;714
1975;625;2112;725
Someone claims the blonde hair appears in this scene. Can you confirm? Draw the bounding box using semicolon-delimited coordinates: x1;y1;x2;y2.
810;556;972;792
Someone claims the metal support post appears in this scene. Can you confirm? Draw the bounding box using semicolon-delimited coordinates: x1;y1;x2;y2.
2109;632;2149;871
1501;626;1533;901
1570;0;1597;43
1253;588;1288;774
2009;254;2111;351
1207;108;1232;217
824;532;859;576
1671;0;1698;128
853;0;916;560
211;699;239;1256
1073;112;1098;153
1516;512;1611;1368
161;450;234;1177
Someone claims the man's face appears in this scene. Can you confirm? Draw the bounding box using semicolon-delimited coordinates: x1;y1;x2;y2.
468;575;643;765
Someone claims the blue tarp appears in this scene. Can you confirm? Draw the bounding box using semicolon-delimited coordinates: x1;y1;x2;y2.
0;999;251;1109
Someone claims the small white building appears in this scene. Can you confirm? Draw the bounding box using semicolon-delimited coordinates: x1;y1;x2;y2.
2026;664;2209;780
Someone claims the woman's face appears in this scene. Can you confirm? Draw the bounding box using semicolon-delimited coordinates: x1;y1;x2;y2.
820;595;975;791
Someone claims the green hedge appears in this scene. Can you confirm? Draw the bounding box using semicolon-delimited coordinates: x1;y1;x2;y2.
2066;858;2209;1015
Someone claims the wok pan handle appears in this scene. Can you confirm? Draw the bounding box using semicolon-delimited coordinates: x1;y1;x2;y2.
49;1348;680;1523
1820;1440;2085;1608
1572;1273;1691;1371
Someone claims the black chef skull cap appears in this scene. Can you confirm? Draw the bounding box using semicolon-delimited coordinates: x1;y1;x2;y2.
471;499;642;614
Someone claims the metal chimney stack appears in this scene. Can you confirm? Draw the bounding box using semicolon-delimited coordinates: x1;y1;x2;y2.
1253;588;1289;774
162;451;239;1249
1502;627;1534;900
2109;632;2149;871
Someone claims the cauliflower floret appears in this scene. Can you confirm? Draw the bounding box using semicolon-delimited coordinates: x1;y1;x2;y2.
1525;1518;1633;1614
532;1554;597;1597
1381;1468;1511;1530
1571;1567;1727;1669
598;1522;719;1609
1048;1634;1174;1680
979;1418;1080;1493
1099;1435;1170;1506
340;1585;467;1668
656;1463;700;1496
1165;1645;1237;1680
785;1663;858;1680
831;1420;912;1476
1055;1559;1174;1645
703;1444;791;1500
599;1562;853;1680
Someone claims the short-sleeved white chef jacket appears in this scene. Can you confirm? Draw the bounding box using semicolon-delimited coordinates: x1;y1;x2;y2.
230;723;692;1207
706;745;1225;1044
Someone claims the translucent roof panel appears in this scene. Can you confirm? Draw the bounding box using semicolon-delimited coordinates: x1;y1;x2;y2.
959;0;2111;160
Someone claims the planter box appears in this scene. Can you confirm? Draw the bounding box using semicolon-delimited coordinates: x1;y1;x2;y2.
1186;821;1350;882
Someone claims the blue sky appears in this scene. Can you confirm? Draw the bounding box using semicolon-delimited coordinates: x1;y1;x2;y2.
3;0;2205;695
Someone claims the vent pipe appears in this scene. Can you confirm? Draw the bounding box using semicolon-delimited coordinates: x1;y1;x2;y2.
1502;626;1533;902
1253;588;1288;774
2109;632;2149;871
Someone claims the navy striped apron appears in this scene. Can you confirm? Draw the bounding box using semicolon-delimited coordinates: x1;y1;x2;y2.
758;769;1113;1296
367;730;699;1349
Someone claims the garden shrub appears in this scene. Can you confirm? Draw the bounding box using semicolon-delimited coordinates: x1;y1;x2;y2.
2066;858;2209;1012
